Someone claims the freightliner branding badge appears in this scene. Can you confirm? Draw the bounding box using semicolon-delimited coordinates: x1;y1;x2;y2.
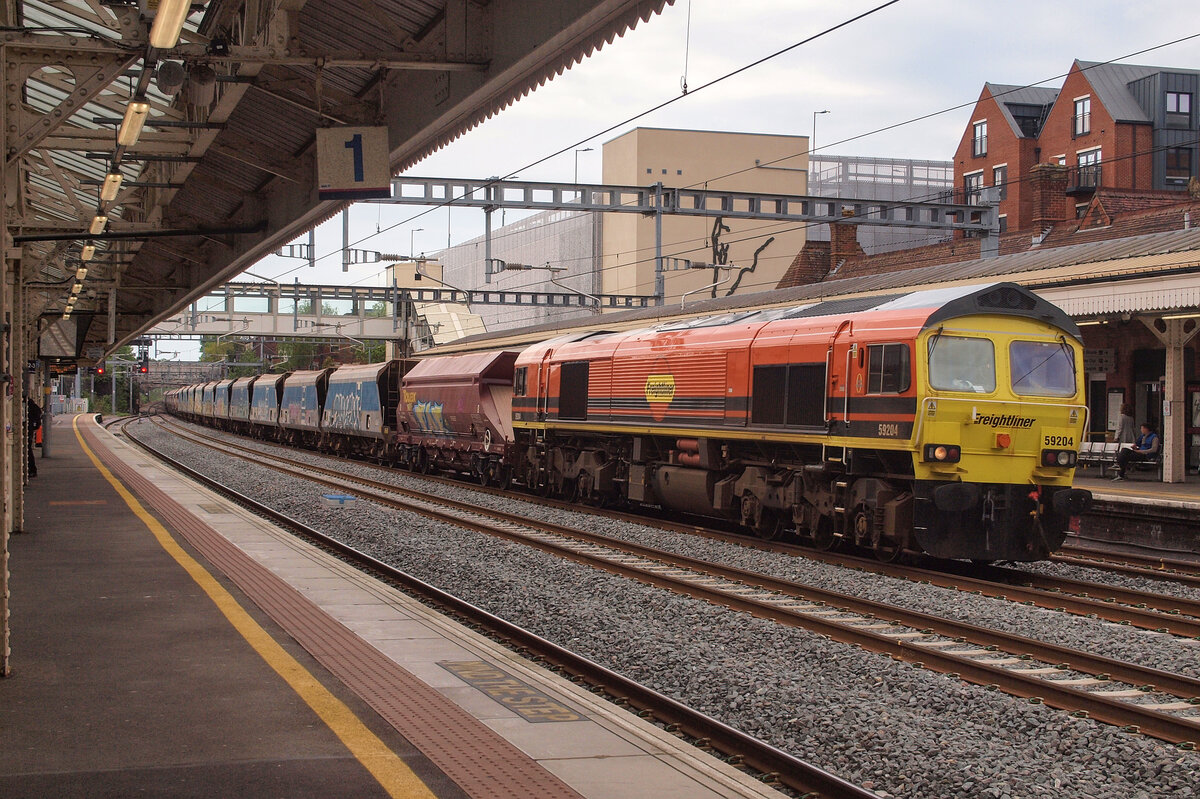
645;374;676;403
973;412;1035;428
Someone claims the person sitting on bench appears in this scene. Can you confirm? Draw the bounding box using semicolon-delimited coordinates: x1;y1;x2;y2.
1113;422;1160;481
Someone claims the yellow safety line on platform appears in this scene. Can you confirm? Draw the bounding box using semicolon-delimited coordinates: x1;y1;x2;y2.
72;416;435;799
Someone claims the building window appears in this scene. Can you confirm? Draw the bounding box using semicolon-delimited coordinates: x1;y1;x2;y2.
1077;149;1101;189
992;165;1008;200
1167;92;1192;127
1073;96;1091;136
998;215;1008;233
972;120;987;157
963;171;983;205
1166;147;1193;186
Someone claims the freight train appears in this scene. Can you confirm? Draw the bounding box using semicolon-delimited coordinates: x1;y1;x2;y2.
166;282;1092;562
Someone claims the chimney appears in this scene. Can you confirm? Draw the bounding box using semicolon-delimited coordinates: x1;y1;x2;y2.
830;207;864;272
1030;163;1070;230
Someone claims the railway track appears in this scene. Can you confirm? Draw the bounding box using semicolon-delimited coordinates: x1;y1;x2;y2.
149;416;1200;633
122;417;875;799
138;416;1200;749
1054;547;1200;587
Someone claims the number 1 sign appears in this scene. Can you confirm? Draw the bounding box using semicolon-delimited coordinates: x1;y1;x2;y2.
316;126;391;200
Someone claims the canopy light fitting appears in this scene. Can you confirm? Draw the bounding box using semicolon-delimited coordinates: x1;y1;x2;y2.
117;101;151;146
100;172;123;201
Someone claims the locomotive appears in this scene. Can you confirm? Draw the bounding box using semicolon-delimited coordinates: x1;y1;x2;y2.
166;282;1092;562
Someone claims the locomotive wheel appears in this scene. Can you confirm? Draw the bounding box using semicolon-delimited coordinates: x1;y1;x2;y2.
873;534;902;563
496;466;513;491
811;517;837;551
757;509;786;541
851;505;872;548
576;472;597;505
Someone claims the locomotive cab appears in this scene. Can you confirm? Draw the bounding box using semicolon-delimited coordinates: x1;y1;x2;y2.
910;301;1092;561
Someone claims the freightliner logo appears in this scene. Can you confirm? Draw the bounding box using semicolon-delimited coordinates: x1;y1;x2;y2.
973;413;1035;428
644;374;676;403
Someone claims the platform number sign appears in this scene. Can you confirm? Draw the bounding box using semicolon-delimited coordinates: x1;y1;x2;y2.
316;126;391;200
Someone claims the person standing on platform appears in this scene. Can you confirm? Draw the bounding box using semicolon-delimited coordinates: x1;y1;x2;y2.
1113;421;1159;481
1114;403;1136;445
25;395;42;479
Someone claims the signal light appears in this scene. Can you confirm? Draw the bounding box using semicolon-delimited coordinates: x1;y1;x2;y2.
139;364;149;374
96;364;106;375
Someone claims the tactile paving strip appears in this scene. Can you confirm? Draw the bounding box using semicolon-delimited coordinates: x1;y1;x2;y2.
87;425;583;799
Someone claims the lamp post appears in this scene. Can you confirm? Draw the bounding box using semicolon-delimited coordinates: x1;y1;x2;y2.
574;147;593;183
811;110;829;156
410;227;424;259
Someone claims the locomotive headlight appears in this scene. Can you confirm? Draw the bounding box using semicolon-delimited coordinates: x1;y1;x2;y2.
923;444;961;463
1041;449;1077;468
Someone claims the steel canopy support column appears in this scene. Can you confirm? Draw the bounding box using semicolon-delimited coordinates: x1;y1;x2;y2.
654;182;664;306
1142;317;1200;483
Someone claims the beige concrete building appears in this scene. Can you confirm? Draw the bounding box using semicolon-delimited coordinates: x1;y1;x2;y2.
600;128;811;306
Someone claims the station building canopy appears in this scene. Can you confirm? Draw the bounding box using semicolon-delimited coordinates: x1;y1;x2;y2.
6;0;671;358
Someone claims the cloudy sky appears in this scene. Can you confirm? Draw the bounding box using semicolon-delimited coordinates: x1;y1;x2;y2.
227;0;1199;297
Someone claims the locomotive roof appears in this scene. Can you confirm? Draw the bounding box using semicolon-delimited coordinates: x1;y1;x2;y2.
435;226;1200;355
645;283;1078;338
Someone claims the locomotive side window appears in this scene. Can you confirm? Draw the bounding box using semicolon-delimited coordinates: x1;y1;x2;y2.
867;344;911;394
559;361;590;420
1009;340;1076;397
928;335;995;393
514;366;527;397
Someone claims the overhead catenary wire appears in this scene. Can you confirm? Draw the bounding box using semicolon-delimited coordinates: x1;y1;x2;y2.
264;0;906;285
254;21;1199;312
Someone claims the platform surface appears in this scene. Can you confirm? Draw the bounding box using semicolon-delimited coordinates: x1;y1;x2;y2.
2;414;788;799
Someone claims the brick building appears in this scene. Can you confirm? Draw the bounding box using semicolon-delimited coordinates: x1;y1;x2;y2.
953;60;1199;231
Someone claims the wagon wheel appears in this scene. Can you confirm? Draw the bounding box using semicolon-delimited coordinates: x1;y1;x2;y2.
416;448;432;474
476;458;492;487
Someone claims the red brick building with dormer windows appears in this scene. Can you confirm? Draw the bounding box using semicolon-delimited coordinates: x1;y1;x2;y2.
954;60;1198;232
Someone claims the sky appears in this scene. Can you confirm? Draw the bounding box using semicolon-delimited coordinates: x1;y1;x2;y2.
173;0;1200;355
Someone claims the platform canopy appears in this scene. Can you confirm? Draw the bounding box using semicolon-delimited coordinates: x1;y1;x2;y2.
2;0;671;358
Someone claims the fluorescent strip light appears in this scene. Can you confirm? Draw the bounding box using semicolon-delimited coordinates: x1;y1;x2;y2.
117;101;151;146
149;0;191;49
1160;313;1200;320
89;215;107;235
100;172;123;201
76;267;88;281
71;282;82;295
80;244;95;261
